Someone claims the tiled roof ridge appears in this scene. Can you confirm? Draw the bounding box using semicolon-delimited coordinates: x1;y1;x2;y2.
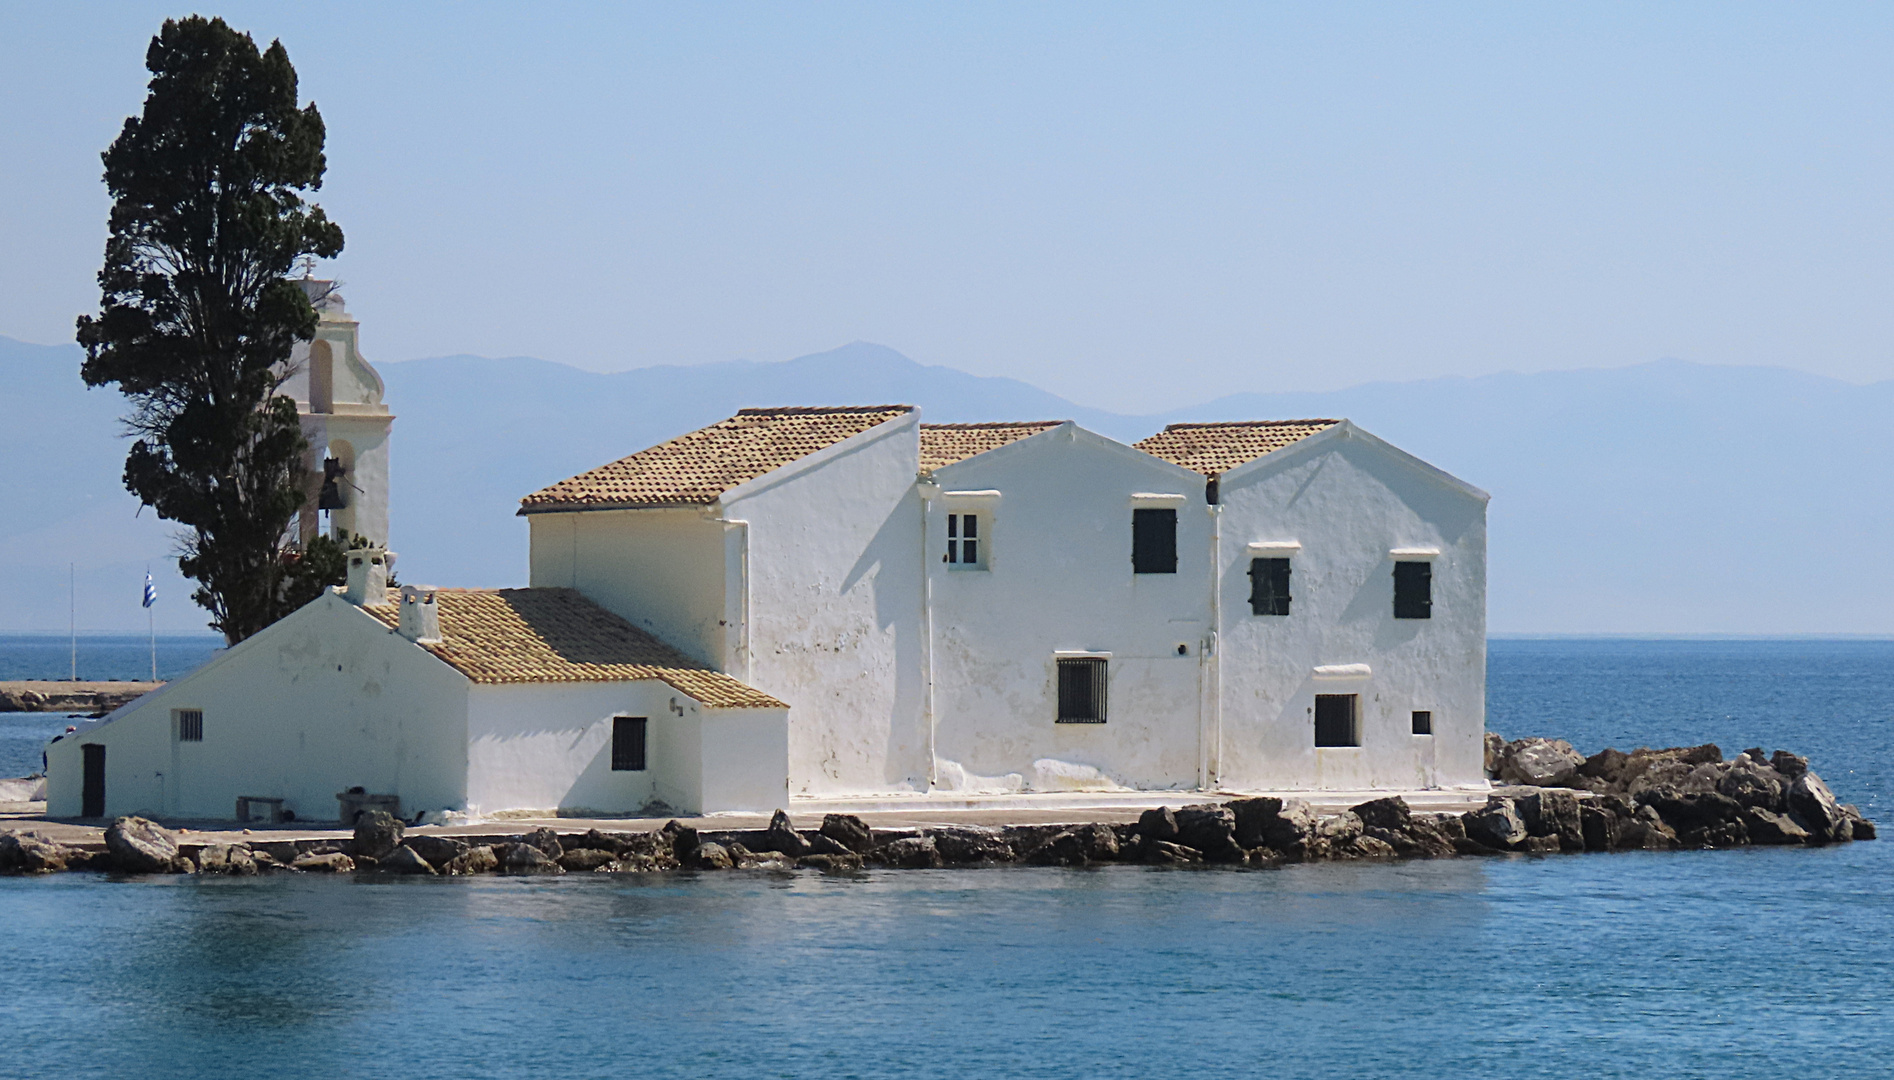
1159;418;1343;430
920;420;1064;430
737;404;915;416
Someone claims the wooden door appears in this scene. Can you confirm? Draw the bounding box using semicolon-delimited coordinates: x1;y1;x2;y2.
81;744;105;818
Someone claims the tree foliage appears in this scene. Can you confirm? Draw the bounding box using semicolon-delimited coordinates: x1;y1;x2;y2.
77;16;345;644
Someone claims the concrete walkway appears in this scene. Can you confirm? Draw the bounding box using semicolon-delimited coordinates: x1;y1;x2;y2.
1;785;1495;850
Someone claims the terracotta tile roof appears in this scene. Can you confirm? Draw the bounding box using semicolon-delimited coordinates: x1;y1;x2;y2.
520;405;914;513
366;588;784;708
919;421;1062;470
1134;420;1342;476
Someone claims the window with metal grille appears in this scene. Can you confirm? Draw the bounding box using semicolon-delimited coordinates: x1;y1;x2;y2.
611;716;647;771
946;512;983;568
1393;561;1432;619
1248;558;1292;615
1056;657;1108;723
175;709;203;742
1411;710;1433;736
1314;694;1359;747
1132;508;1177;574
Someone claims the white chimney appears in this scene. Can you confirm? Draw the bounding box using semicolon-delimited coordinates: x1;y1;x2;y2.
397;585;442;643
342;547;391;605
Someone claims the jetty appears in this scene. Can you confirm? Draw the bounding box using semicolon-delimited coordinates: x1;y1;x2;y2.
0;681;160;714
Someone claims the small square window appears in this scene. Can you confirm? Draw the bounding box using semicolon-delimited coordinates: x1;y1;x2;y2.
1411;710;1433;736
1056;657;1108;723
611;716;647;771
175;709;203;742
1314;694;1359;747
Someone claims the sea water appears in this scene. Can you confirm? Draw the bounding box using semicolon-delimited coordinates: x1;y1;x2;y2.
0;639;1889;1079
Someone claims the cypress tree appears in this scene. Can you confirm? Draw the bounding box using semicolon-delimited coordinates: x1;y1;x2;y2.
77;16;348;644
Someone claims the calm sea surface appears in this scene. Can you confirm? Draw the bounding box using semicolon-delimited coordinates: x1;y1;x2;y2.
1;638;1890;1079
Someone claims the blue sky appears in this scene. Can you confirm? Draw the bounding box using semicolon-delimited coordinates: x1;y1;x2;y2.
4;2;1892;412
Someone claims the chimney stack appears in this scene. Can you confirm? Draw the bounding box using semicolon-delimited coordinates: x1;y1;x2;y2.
342;547;392;605
397;585;442;643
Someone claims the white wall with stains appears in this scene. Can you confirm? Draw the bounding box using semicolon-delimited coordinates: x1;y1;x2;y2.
925;424;1212;791
719;413;929;797
529;507;729;667
46;594;469;821
1213;423;1489;791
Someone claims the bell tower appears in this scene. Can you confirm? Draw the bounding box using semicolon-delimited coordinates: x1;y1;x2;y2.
282;277;393;547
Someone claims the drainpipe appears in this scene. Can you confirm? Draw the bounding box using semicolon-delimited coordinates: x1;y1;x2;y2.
918;479;939;790
1205;496;1223;791
719;517;752;682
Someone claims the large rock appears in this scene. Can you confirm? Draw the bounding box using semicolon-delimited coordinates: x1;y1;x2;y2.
1174;805;1245;863
759;810;809;856
1638;787;1745;834
1026;824;1120;866
1617;806;1679;850
1463;799;1527;850
577;829;631;855
1349;797;1413;833
1349;835;1399;859
1787;772;1848;843
1315;811;1363;847
291;851;356;873
197;843;259;876
1718;753;1789;811
1263;799;1318;850
877;836;944;869
405;835;470;868
1516;790;1584;851
519;828;564;860
0;832;72;873
445;845;500;875
558;848;617;872
351;810;405;861
1770;750;1809;778
1742;808;1811;845
1579;804;1622;852
1138;806;1180;842
795;852;863;871
104;816;180;873
1499;738;1586;787
820;814;875;854
502;842;565;874
1484;732;1506;778
930;827;1014;864
380;845;437;875
1142;839;1204;864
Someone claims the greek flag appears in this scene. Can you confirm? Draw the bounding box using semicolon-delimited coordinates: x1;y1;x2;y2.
142;572;156;609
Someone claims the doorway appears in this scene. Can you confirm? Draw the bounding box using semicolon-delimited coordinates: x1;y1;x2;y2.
81;744;105;818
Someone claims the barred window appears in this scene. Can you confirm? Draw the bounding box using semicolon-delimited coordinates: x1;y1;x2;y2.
175;709;203;743
1411;710;1433;736
1056;657;1108;723
611;716;647;771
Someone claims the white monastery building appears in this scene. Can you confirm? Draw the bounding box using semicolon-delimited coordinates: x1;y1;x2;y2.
48;309;1491;822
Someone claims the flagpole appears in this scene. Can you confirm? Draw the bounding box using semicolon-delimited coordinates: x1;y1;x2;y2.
148;565;157;682
69;563;76;683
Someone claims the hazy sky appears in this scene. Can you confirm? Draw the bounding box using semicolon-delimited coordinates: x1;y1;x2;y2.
4;2;1893;412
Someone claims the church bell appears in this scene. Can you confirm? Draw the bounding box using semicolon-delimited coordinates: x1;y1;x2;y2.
318;457;348;510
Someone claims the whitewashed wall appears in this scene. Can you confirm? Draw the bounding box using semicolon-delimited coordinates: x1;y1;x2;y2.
465;680;671;815
1213;424;1488;791
926;425;1211;791
529;508;728;667
658;706;792;813
46;595;469;821
718;414;928;797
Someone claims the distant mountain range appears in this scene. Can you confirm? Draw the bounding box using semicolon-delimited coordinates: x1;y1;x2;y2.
6;335;1891;635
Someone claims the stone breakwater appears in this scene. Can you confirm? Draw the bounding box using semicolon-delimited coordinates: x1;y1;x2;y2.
0;741;1875;877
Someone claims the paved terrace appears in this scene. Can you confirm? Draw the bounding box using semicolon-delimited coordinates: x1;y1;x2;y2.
2;786;1495;849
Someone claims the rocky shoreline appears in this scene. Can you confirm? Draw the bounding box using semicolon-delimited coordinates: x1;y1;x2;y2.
0;740;1876;877
0;681;160;714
